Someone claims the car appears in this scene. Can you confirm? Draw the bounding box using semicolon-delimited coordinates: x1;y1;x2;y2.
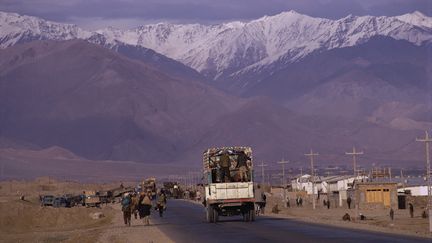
53;197;68;208
41;195;55;206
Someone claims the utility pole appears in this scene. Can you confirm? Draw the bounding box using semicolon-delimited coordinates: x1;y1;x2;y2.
257;162;268;185
305;149;319;210
416;130;432;233
389;167;392;182
345;146;364;177
0;161;4;180
277;159;289;186
400;169;405;193
277;159;290;208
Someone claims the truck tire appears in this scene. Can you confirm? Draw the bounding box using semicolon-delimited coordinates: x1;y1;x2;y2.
249;208;255;222
213;207;219;223
243;209;250;222
206;206;214;223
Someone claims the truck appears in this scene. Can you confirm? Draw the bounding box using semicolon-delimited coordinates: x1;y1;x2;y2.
83;190;101;207
142;178;157;199
203;147;255;223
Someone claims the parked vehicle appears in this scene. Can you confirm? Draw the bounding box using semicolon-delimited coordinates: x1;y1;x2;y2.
63;194;82;207
203;147;255;223
41;195;55;206
99;191;113;204
53;197;68;208
163;182;179;198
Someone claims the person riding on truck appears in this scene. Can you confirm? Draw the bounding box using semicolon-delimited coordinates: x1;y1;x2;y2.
203;147;256;223
236;151;250;182
219;151;232;182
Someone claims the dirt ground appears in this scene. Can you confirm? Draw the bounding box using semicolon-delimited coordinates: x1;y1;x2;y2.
97;204;173;243
0;179;173;243
265;193;432;239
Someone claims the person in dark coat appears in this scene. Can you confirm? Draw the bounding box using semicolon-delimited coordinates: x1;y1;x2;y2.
156;191;167;217
389;208;394;221
347;196;352;209
236;151;250;182
138;192;152;225
121;193;132;226
219;152;232;182
409;203;414;218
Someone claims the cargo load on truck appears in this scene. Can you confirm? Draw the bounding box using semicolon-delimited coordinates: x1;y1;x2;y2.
203;147;255;223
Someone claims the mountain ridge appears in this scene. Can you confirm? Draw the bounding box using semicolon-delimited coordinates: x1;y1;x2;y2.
1;10;431;82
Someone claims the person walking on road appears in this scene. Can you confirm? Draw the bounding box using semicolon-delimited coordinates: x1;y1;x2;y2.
131;193;139;219
255;185;266;215
139;191;153;225
347;196;352;209
389;208;394;221
121;193;132;226
409;203;414;218
327;199;330;209
156;190;167;217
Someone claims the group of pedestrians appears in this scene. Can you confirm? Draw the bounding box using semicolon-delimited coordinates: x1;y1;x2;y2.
121;190;167;226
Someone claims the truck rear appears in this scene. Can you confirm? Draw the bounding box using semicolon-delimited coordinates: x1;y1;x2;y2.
203;147;255;222
142;177;157;200
83;190;101;207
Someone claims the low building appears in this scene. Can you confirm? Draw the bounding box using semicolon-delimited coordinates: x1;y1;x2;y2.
321;175;368;207
398;185;430;196
355;182;398;209
291;174;322;194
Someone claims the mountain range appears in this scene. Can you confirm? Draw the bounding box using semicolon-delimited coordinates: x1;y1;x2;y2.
1;11;431;80
0;10;430;171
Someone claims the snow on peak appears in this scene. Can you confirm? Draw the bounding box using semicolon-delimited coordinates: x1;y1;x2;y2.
102;10;430;77
0;11;91;48
0;10;431;79
396;11;432;29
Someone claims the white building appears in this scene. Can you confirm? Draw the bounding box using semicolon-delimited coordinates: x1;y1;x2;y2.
291;174;322;195
398;186;431;196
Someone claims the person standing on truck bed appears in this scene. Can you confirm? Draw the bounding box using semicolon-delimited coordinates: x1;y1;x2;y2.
236;151;250;182
220;151;232;182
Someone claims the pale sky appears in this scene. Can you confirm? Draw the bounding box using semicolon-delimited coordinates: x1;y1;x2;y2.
0;0;431;30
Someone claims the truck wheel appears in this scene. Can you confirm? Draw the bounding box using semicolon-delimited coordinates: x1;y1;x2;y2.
206;206;214;223
249;208;255;222
213;207;219;223
243;209;250;222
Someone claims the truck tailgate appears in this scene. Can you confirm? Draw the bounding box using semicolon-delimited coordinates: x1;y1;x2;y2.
207;182;253;200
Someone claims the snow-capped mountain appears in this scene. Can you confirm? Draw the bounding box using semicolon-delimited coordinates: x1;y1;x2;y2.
0;10;431;80
95;10;432;79
0;11;203;82
0;12;90;47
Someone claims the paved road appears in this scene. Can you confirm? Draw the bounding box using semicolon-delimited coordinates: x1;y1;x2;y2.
152;200;429;243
